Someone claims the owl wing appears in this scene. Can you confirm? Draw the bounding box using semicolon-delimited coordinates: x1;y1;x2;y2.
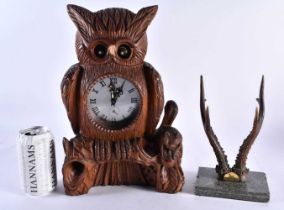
143;62;164;138
61;63;83;134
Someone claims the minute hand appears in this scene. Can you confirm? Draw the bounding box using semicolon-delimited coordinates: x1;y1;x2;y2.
116;80;126;96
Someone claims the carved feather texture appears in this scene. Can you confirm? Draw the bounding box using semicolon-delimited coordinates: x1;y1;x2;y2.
143;62;164;137
127;5;158;42
93;8;135;37
67;4;157;41
69;5;154;65
61;64;83;134
67;4;95;43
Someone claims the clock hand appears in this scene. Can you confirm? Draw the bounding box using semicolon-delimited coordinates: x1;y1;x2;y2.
108;80;117;106
111;92;116;106
111;90;120;106
108;79;116;92
110;80;126;106
116;80;126;96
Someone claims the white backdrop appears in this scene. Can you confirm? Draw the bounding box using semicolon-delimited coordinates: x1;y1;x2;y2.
0;0;284;209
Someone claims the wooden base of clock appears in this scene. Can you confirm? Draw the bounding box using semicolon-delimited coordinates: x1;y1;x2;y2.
62;101;184;195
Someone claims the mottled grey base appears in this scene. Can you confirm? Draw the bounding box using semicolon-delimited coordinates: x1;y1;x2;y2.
195;167;270;202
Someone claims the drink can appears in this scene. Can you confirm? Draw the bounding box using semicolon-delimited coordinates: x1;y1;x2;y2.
17;126;57;195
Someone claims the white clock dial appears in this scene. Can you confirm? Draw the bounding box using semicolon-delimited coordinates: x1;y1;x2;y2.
87;76;140;129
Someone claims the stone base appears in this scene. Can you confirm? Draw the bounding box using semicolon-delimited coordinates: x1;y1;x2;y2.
195;167;270;202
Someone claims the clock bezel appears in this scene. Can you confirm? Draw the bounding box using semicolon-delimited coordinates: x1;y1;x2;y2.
86;74;142;130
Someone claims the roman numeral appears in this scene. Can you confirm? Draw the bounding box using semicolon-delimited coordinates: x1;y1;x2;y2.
100;80;106;87
111;117;116;121
92;107;100;115
131;98;138;103
110;77;117;84
90;99;96;104
128;88;135;94
92;88;98;93
128;107;134;113
101;114;107;120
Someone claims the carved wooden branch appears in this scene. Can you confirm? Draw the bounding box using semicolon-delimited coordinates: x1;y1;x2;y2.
200;76;265;182
161;100;178;127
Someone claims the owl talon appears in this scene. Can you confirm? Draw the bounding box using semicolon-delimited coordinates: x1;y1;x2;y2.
155;126;182;167
156;165;184;193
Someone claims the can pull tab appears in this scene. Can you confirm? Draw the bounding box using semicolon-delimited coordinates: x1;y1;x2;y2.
20;126;49;136
25;132;36;136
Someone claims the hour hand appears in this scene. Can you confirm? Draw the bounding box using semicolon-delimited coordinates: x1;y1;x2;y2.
111;92;116;106
108;81;116;106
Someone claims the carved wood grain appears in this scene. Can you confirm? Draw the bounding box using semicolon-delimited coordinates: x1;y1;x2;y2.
62;4;184;195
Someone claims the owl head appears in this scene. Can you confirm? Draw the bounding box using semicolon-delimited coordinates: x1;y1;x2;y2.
67;4;158;66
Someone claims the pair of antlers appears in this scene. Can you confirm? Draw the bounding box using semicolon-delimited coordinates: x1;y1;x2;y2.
200;76;265;182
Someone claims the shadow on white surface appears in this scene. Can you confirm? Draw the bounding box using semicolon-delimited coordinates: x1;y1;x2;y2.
53;170;197;196
182;170;196;195
53;179;158;196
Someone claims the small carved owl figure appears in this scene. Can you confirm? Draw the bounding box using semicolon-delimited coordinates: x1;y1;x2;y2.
61;4;184;195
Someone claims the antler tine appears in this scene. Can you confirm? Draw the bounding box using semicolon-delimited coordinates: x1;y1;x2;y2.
200;76;230;178
233;76;265;180
258;75;265;119
200;76;205;123
200;75;208;125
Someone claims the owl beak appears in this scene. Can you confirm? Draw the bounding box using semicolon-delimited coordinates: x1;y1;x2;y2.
108;45;116;57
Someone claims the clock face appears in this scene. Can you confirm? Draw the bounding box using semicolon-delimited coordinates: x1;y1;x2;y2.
87;76;141;129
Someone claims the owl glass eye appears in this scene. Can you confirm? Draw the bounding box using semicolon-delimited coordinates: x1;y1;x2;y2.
117;44;131;59
94;44;107;58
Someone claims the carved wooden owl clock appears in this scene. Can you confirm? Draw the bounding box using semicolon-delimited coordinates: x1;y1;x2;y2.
61;4;184;195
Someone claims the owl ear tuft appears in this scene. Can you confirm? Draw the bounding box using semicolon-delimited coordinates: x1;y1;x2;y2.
67;4;95;43
128;5;158;42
